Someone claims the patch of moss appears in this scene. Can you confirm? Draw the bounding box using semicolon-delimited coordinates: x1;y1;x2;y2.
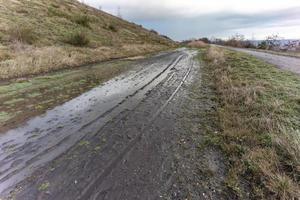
3;98;25;105
0;82;32;94
0;111;13;123
38;181;50;191
27;92;41;98
78;140;90;147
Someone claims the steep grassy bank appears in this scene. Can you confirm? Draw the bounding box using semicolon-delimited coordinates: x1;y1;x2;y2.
0;0;175;79
199;46;300;199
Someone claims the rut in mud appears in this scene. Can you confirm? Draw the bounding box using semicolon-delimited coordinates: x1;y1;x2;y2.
0;48;227;200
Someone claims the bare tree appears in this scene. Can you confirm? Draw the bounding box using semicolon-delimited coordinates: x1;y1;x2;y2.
225;33;245;47
284;40;299;51
265;34;283;50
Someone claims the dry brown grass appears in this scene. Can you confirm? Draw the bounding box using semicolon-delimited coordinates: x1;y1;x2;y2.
187;40;208;48
0;43;168;79
202;46;300;199
7;25;35;44
205;46;225;64
0;48;11;61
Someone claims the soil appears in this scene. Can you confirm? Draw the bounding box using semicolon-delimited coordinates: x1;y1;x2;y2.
0;48;228;200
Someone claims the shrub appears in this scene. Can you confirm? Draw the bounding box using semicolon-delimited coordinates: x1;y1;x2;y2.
65;30;90;46
150;29;158;35
8;26;35;44
0;50;11;61
48;7;69;18
187;40;208;48
205;46;225;64
107;24;117;32
73;14;90;27
258;41;268;49
161;35;171;40
50;3;60;8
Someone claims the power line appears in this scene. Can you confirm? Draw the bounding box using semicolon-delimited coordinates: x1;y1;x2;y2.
117;6;122;18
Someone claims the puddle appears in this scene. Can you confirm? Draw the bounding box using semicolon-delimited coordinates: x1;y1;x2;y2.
0;59;136;133
0;49;186;194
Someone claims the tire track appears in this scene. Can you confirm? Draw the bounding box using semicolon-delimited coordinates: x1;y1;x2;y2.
77;53;194;200
0;51;185;196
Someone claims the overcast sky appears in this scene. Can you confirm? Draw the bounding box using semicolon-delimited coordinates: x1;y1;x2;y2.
83;0;300;41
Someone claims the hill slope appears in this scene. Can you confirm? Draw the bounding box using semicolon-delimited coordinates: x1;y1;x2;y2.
0;0;175;79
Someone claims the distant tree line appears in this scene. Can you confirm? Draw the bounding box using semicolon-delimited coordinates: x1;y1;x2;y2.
183;34;300;52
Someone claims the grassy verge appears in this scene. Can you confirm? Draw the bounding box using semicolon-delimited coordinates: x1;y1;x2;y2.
0;59;136;133
200;46;300;199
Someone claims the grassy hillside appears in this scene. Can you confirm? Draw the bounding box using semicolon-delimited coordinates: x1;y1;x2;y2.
0;0;175;79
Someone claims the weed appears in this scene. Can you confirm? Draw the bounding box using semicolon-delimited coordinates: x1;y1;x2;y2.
187;41;208;48
94;146;101;151
0;112;13;123
204;46;225;64
3;98;24;105
27;92;41;98
8;25;35;44
0;50;11;61
107;24;118;32
72;14;90;27
50;3;60;8
38;181;50;191
48;7;69;18
78;140;90;147
64;30;90;46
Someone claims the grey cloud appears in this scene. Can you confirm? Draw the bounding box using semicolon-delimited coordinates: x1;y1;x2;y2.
134;7;300;40
215;7;300;27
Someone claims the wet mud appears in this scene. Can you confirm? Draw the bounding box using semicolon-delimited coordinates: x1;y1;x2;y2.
0;49;195;199
1;48;229;200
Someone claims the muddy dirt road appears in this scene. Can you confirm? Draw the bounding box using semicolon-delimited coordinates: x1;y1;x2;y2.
227;47;300;75
0;48;204;199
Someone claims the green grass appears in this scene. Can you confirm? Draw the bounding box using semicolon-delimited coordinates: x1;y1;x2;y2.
199;46;300;199
38;181;50;191
0;112;13;123
78;140;90;147
3;98;25;105
27;92;41;98
72;14;90;28
0;82;33;95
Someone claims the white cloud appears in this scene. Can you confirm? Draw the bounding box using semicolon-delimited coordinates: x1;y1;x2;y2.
81;0;300;40
85;0;300;18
